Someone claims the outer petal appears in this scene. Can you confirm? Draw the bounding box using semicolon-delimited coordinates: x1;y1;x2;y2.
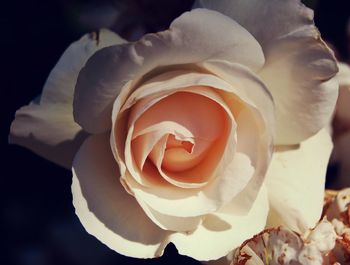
169;185;269;261
196;0;338;144
265;129;333;233
40;29;126;105
74;8;265;133
10;103;86;168
9;29;124;168
72;133;171;258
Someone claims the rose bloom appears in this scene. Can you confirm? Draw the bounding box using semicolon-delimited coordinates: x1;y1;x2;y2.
10;0;339;261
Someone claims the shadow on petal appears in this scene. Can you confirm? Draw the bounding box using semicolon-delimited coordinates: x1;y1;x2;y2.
202;214;231;232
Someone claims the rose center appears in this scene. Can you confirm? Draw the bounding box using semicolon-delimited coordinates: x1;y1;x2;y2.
129;89;231;187
162;134;203;172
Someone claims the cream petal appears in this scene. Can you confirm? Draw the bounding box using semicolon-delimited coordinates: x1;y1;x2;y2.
72;133;171;258
232;109;273;209
126;172;220;217
169;185;269;261
9;29;124;168
9;103;86;169
196;0;338;144
126;121;196;187
74;8;264;133
135;197;203;232
189;63;274;215
265;129;333;233
128;148;257;220
41;29;125;105
199;60;275;137
259;48;338;145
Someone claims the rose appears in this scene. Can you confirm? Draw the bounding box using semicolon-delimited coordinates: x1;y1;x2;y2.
332;62;350;185
10;0;338;261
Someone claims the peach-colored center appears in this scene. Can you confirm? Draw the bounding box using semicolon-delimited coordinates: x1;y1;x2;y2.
130;90;230;187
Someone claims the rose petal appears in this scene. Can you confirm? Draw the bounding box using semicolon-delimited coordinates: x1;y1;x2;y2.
127;122;196;187
199;60;275;134
196;0;338;144
127;149;259;220
9;29;124;168
9;103;86;168
41;29;125;105
178;63;274;216
72;133;170;258
135;197;203;232
74;8;264;133
266;129;333;233
169;185;269;261
216;108;271;216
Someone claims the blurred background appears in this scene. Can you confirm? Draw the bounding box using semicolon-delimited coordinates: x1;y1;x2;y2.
2;0;350;264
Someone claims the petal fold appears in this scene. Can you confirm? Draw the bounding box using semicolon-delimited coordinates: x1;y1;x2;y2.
72;133;170;258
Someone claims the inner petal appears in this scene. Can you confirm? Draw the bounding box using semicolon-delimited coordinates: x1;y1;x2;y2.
162;134;208;172
166;134;194;153
132;91;231;187
133;91;227;143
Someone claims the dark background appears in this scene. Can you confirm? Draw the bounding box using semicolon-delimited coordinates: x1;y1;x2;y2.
2;0;350;265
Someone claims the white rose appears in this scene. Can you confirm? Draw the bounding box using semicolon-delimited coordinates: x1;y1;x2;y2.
10;0;338;261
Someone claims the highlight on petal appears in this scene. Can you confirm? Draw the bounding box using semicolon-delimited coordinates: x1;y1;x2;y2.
74;8;264;133
266;129;333;233
72;133;170;258
196;0;338;144
9;29;125;168
169;185;269;261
